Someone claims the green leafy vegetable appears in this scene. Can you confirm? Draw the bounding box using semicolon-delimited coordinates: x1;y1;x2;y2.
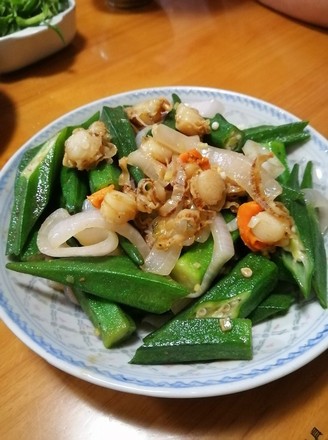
0;0;69;37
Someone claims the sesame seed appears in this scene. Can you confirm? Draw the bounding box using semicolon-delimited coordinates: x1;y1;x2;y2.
219;317;232;332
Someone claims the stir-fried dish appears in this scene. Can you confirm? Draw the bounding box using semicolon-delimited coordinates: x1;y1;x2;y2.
5;94;327;364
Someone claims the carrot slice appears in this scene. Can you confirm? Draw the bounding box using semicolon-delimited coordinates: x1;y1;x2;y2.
87;184;114;209
237;201;270;252
179;149;210;170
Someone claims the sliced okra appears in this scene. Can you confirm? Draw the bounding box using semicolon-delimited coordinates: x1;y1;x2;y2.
73;288;136;348
101;106;144;184
60;166;89;214
6;255;189;314
130;318;252;364
243;120;310;147
6;128;70;256
205;113;245;151
88;160;121;193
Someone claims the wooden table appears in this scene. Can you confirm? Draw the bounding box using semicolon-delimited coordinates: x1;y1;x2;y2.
1;1;327;438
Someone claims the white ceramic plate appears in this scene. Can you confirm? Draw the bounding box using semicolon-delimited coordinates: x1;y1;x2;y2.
0;0;76;74
0;87;327;398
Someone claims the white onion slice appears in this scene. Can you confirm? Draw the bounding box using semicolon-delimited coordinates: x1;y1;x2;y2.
142;243;182;276
186;99;225;118
114;223;150;259
37;208;119;257
187;213;235;298
302;188;328;233
127;149;165;180
152;124;201;153
47;209;109;248
242;140;285;178
135;125;153;147
226;217;238;232
200;145;282;201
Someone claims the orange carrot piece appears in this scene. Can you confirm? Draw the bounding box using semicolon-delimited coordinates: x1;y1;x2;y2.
179;149;210;170
237;201;270;252
87;184;114;209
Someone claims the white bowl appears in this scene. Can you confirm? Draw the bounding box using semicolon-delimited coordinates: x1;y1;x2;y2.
0;1;76;74
0;86;327;398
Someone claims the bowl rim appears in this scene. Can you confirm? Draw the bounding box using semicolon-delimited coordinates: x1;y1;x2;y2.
0;0;75;42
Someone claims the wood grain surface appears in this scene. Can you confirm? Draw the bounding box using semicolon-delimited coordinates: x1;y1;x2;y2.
1;1;327;439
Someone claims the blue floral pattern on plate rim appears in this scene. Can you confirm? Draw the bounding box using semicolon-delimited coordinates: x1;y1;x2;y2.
0;86;327;398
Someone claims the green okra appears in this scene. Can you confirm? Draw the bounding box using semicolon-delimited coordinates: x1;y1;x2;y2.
205;117;309;152
130;318;252;364
243;120;310;147
73;288;136;348
271;253;298;285
6;255;189;314
299;161;327;308
205;113;245;151
305;205;327;308
101;106;144;184
171;236;214;292
18;216;48;262
265;140;290;184
171;210;239;291
220;209;240;243
162;93;182;129
88;160;121;193
300;161;313;189
142;253;278;353
184;253;278;320
6;128;69;256
278;164;316;299
119;236;144;266
60;166;89;214
249;292;295;325
135;254;277;364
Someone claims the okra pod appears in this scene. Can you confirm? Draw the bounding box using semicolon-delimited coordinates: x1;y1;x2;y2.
119;236;144;266
130;318;252;364
205;113;245;151
249;292;295;325
101;106;144;184
6;128;69;256
278;164;316;299
171;236;214;292
60;166;89;214
162;93;181;129
142;253;278;352
300;161;313;189
88;160;121;193
206;117;309;152
171;210;239;291
184;253;278;320
6;255;189;314
243;120;310;147
73;288;136;348
265;140;290;184
299;161;327;307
